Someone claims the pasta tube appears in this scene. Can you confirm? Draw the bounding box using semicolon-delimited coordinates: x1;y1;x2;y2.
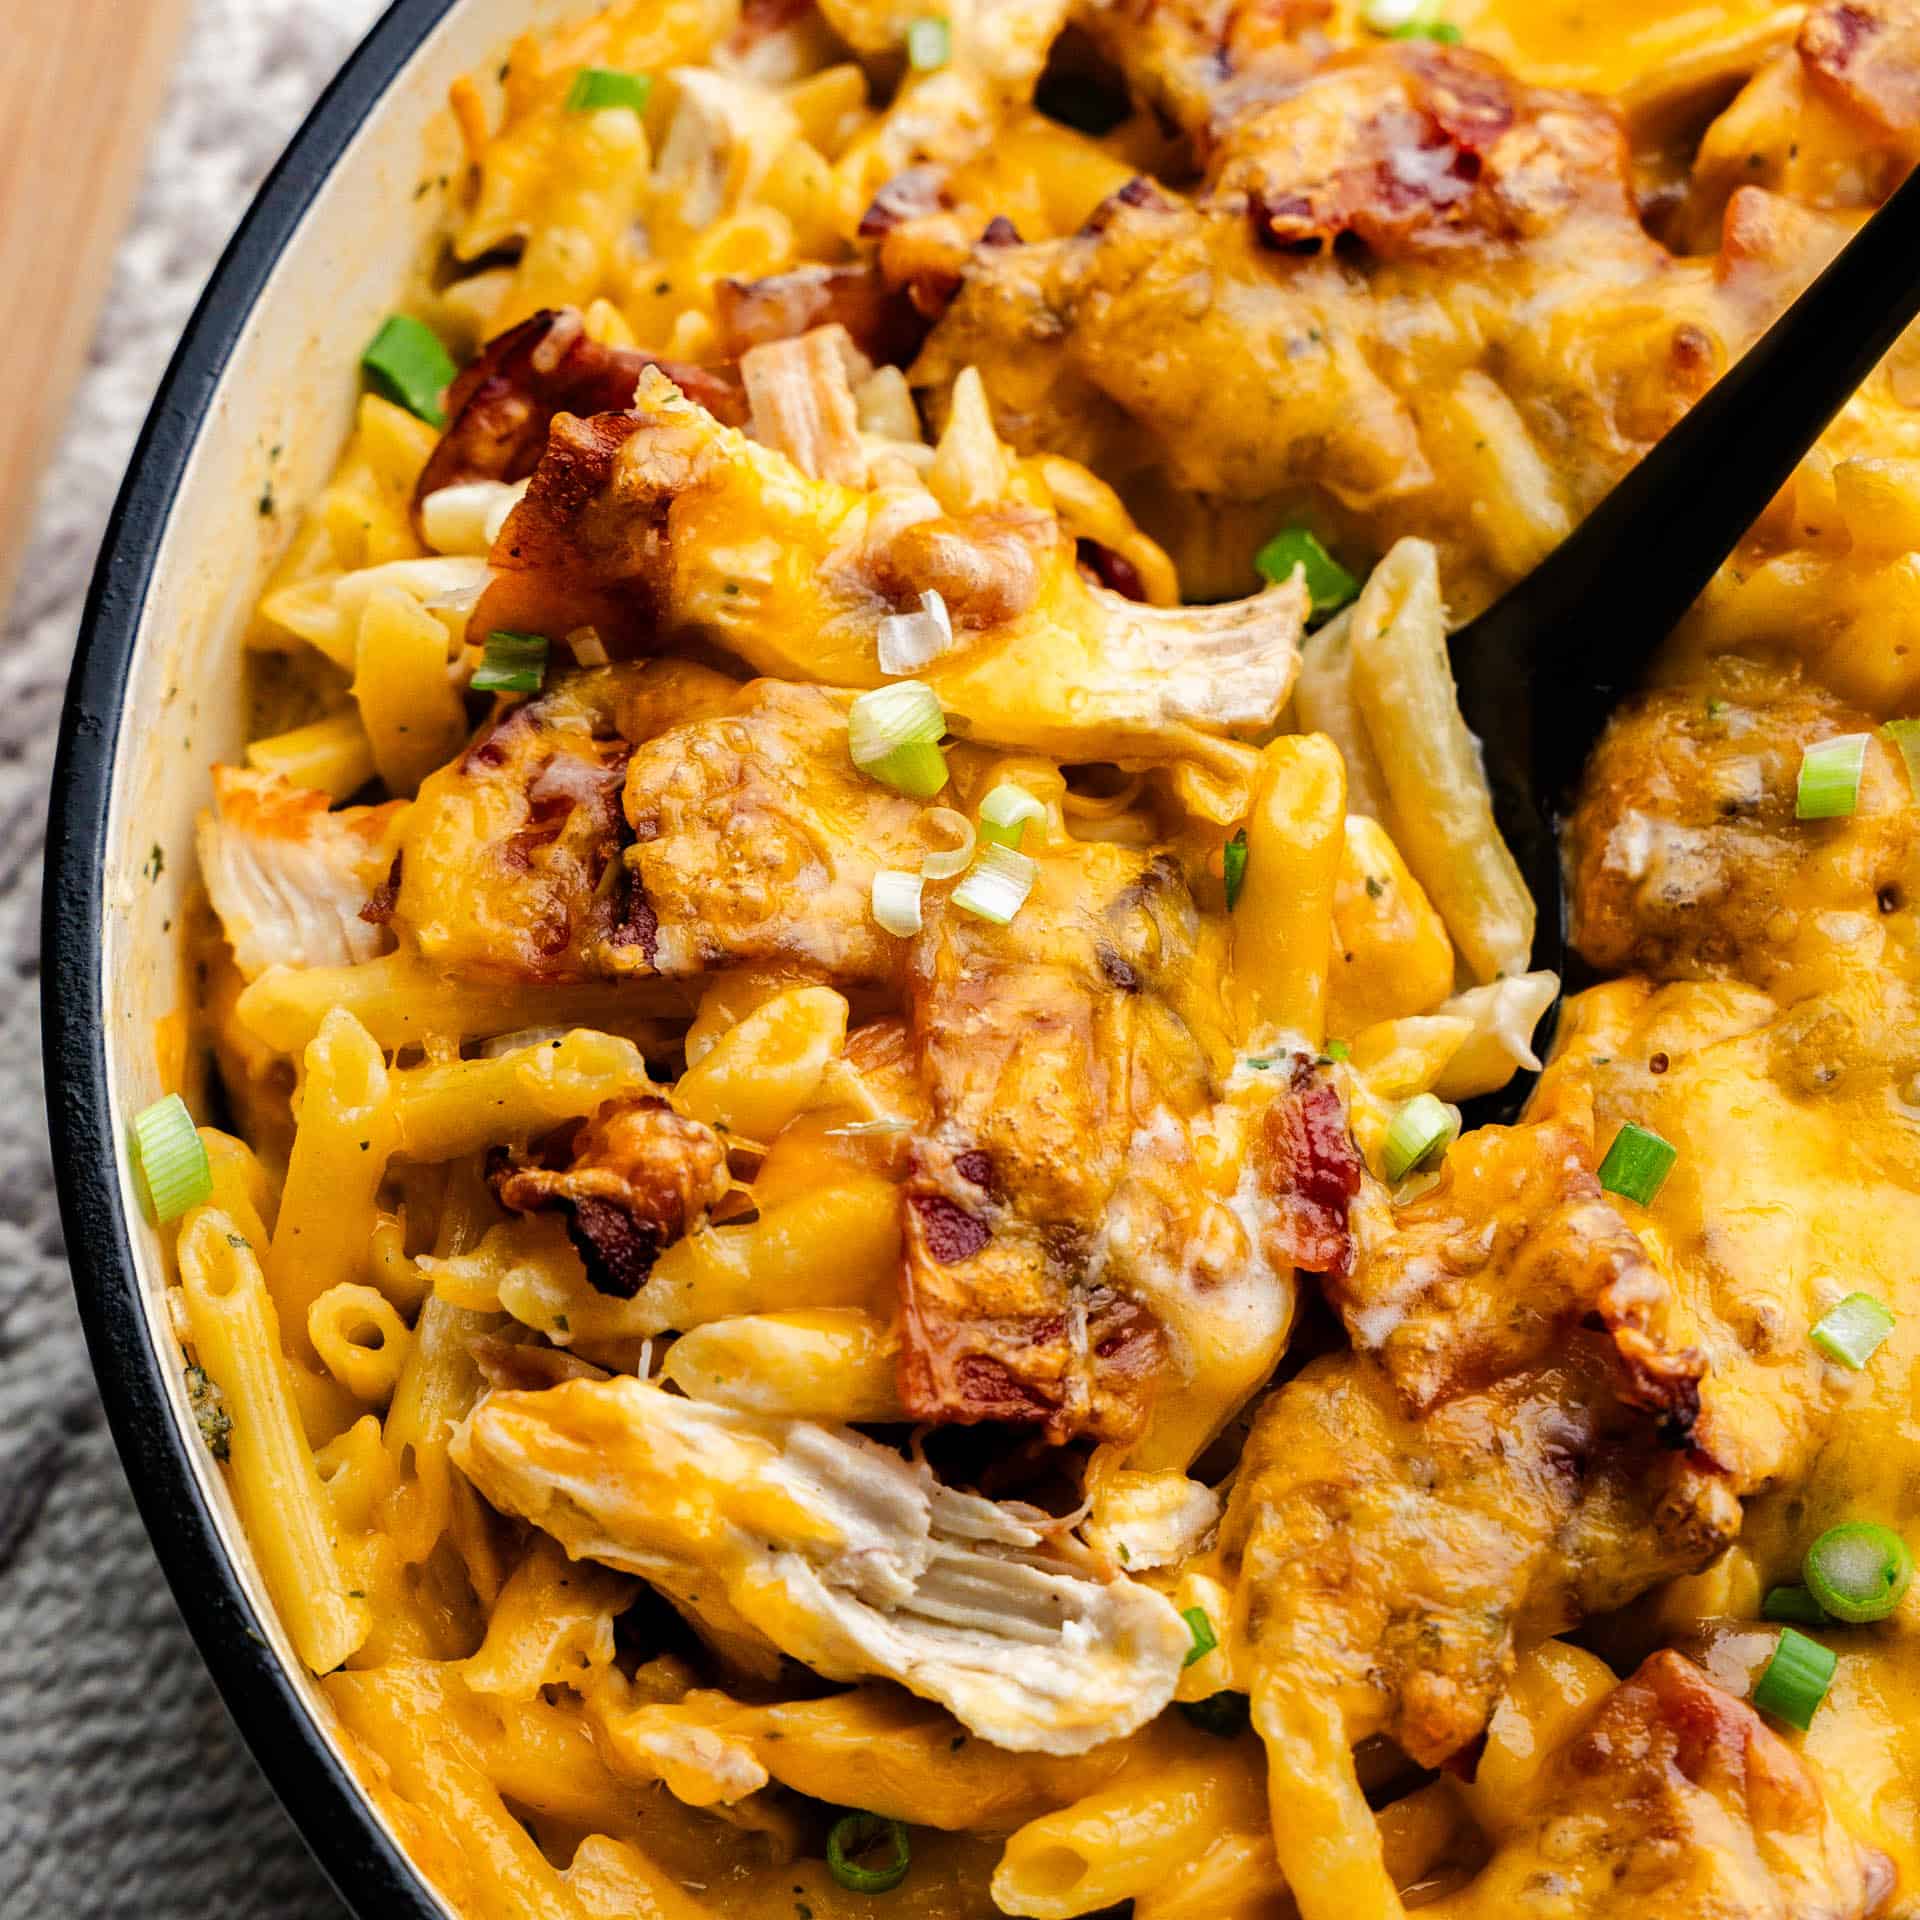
267;1007;393;1361
1228;732;1346;1050
1346;540;1534;982
177;1209;370;1674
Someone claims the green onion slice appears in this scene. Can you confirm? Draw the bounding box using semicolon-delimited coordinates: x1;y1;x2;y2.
1361;0;1452;27
849;682;949;799
906;15;951;70
1395;17;1463;39
361;314;458;428
1762;1585;1830;1626
1179;1691;1251;1737
872;869;925;938
133;1094;212;1224
1254;527;1359;619
1812;1292;1897;1370
827;1812;911;1894
1597;1122;1677;1208
1885;719;1920;799
952;843;1036;926
1752;1626;1836;1731
471;631;549;695
1804;1522;1914;1625
1796;732;1870;821
1383;1093;1457;1183
564;67;653;114
1324;1038;1352;1063
1181;1606;1219;1668
978;783;1045;851
1223;828;1249;911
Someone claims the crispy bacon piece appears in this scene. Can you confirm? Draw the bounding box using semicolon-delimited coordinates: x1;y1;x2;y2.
493;1095;730;1298
897;845;1215;1444
472;410;663;645
900;1141;1170;1436
1800;0;1920;143
1258;1058;1363;1280
413;307;745;525
714;263;934;367
1215;43;1635;261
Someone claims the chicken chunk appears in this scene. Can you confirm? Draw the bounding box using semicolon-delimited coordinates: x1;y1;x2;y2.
913;42;1841;609
493;1095;731;1296
618;677;940;988
900;842;1210;1442
1567;656;1917;1005
1212;1089;1735;1919
451;1377;1191;1752
1427;1651;1894;1920
476;369;1304;784
1543;974;1920;1495
1336;1106;1705;1425
197;767;406;979
393;668;641;982
1071;0;1325;139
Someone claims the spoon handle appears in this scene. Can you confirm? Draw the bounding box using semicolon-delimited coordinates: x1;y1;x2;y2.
1459;159;1920;796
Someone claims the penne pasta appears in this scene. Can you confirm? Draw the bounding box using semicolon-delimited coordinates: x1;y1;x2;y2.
177;1210;370;1674
1345;541;1534;983
267;1007;393;1363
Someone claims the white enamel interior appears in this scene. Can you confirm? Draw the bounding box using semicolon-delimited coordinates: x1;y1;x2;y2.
95;2;618;1901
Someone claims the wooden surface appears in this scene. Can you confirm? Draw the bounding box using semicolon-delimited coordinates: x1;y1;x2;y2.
0;0;193;620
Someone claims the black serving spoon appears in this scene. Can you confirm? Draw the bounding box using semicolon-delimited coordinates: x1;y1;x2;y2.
1450;159;1920;1123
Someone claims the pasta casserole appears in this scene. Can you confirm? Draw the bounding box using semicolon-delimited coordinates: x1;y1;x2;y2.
133;0;1920;1913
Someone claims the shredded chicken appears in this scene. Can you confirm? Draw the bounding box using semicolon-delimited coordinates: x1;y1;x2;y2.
475;368;1306;784
196;767;405;980
452;1378;1190;1752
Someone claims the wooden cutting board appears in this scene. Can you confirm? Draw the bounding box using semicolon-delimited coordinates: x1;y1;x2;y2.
0;0;193;620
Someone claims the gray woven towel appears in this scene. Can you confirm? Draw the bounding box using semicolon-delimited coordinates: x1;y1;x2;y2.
1;3;383;1914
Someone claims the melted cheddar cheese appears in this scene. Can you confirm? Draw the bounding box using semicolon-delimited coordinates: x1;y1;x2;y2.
163;2;1920;1916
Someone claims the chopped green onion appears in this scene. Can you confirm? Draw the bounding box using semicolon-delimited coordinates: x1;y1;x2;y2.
132;1094;212;1224
1382;1093;1457;1183
1181;1606;1219;1668
1395;18;1463;39
1762;1585;1830;1626
1811;1292;1897;1370
1752;1626;1836;1731
361;314;458;428
1254;528;1359;619
827;1812;911;1894
1179;1691;1250;1736
906;15;951;70
849;681;949;798
471;631;549;695
1361;0;1441;25
872;869;925;938
1324;1038;1352;1063
952;843;1036;926
1796;733;1870;820
978;783;1045;851
1884;719;1920;799
563;67;653;114
1597;1122;1677;1208
1223;829;1249;910
1804;1522;1914;1625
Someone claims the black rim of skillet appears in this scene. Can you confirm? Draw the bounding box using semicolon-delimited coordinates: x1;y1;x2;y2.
41;2;461;1915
